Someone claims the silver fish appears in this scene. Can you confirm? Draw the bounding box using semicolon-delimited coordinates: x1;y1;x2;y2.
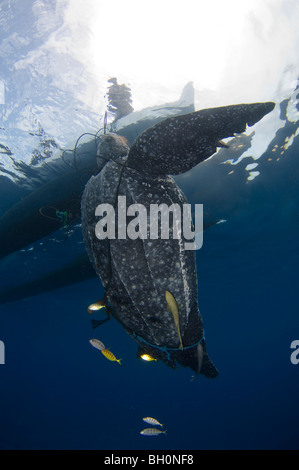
142;417;163;427
140;428;167;436
89;338;106;351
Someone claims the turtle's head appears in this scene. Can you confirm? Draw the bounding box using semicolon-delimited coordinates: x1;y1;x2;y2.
97;133;130;169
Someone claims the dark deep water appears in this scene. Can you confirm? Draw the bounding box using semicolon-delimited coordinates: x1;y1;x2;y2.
0;119;298;450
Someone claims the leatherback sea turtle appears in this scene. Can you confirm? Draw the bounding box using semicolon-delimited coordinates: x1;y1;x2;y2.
81;102;275;378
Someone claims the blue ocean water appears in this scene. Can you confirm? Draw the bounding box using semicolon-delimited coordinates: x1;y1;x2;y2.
0;118;298;450
0;0;299;452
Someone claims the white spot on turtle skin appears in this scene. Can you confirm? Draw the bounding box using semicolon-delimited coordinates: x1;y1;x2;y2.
247;170;260;181
245;163;258;171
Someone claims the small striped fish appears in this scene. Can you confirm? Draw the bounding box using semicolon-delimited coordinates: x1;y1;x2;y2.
101;348;122;365
89;338;106;351
140;428;167;436
142;417;163;427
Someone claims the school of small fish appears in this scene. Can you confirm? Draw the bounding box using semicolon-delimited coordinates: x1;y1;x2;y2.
88;306;167;436
140;417;166;436
89;343;165;433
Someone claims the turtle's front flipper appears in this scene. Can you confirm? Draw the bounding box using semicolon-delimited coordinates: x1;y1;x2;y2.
126;102;275;175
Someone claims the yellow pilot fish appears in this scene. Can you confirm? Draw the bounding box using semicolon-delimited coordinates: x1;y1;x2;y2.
165;290;183;350
101;348;122;365
140;353;158;362
87;298;106;314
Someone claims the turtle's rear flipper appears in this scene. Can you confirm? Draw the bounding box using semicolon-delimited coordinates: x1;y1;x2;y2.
200;351;219;378
91;317;110;329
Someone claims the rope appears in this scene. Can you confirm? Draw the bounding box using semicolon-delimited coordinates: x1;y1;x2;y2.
132;330;205;361
104;111;108;135
60;113;107;173
55;210;68;226
39;206;68;225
